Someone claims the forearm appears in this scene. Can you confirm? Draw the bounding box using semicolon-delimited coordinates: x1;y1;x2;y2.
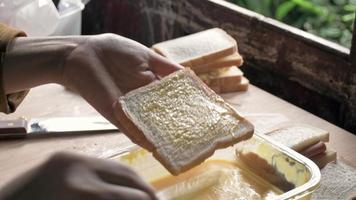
2;36;84;94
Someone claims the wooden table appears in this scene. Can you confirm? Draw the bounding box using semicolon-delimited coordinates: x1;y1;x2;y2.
0;84;355;187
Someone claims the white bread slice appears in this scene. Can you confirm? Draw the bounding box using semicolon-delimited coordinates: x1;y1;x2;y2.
208;76;249;94
299;141;326;158
199;66;243;85
310;160;356;200
265;124;329;152
152;28;237;67
311;148;337;169
220;76;249;93
190;53;243;74
119;69;254;175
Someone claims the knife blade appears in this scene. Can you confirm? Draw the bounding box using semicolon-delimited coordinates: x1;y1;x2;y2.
0;116;118;139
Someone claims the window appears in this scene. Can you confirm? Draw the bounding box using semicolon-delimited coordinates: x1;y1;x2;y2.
231;0;356;48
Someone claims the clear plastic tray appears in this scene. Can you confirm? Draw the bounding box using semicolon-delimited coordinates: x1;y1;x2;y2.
110;133;320;200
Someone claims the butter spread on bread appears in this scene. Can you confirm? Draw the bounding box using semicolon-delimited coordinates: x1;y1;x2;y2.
119;69;254;175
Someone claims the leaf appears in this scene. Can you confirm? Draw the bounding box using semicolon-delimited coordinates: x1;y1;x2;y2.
232;0;246;7
261;0;274;17
291;0;327;16
238;0;272;17
245;0;263;12
276;1;297;21
343;4;356;12
342;13;355;22
320;27;342;38
340;29;352;48
333;0;347;6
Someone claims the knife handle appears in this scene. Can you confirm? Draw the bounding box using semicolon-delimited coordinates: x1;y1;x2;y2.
0;118;28;139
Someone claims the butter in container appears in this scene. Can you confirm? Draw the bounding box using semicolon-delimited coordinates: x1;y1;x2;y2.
110;133;320;200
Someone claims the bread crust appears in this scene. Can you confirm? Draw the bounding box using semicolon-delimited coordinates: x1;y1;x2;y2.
299;141;326;158
207;76;249;94
115;103;155;151
190;53;243;74
311;148;337;168
119;69;254;175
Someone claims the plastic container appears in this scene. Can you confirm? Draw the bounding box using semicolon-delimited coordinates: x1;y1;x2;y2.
54;0;85;36
110;133;321;200
0;0;85;37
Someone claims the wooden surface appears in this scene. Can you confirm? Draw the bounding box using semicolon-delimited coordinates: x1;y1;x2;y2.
0;84;355;187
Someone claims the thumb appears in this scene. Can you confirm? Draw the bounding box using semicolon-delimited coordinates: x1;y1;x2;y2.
149;52;184;79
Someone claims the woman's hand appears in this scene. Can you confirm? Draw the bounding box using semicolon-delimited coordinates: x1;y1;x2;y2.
61;34;182;148
61;33;182;127
3;34;183;148
2;34;181;199
0;152;158;200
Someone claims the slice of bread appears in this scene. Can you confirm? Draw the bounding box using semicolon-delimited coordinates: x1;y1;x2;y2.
207;76;249;94
152;28;237;67
189;53;243;74
265;124;329;152
299;141;326;158
310;159;356;200
199;66;243;85
119;69;254;175
217;77;249;94
311;148;337;168
199;67;248;94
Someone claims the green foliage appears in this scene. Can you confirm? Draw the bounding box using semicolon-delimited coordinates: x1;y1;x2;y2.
231;0;355;48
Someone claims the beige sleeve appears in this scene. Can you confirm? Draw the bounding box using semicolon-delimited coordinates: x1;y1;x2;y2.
0;23;28;114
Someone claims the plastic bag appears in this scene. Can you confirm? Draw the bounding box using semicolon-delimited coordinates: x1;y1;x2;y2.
0;0;85;36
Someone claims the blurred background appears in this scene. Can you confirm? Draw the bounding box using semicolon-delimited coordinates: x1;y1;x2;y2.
231;0;356;48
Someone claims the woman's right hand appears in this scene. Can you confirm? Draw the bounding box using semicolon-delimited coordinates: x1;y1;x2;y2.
0;152;158;200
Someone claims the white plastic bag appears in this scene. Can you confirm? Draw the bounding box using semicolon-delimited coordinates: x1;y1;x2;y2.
0;0;85;36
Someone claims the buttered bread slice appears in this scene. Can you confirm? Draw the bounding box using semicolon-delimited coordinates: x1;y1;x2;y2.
119;69;254;175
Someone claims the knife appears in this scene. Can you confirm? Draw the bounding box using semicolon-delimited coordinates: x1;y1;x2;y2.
0;116;118;139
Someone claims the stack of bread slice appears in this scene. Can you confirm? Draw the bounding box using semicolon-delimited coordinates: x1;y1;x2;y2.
265;124;336;168
152;28;248;94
